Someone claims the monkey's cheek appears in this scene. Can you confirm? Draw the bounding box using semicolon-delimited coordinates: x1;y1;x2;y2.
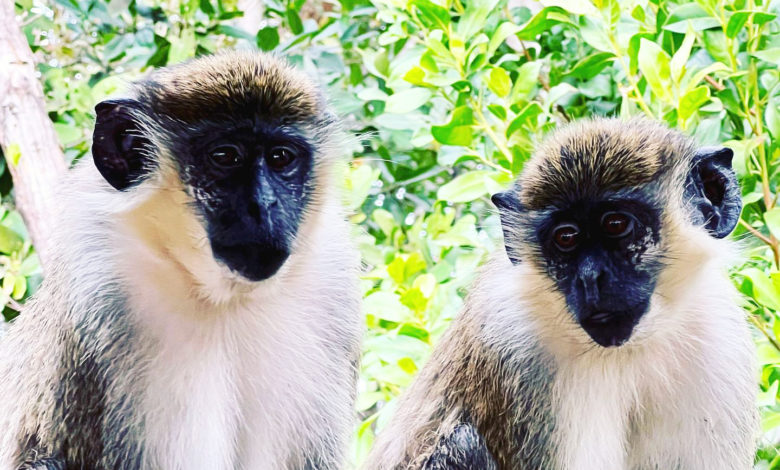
211;241;290;282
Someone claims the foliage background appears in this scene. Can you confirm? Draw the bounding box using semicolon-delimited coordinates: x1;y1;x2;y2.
4;0;780;466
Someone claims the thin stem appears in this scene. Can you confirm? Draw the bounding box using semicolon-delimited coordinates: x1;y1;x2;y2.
470;99;513;174
610;40;655;118
740;219;773;246
749;314;780;352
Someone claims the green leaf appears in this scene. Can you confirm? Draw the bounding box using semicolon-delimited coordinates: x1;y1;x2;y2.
765;97;780;139
487;67;512;97
487;22;520;58
579;17;612;52
688;62;730;89
457;0;499;38
567;52;615;80
516;8;564;40
364;291;410;322
167;29;196;64
413;273;436;298
372;209;396;237
487;104;506;120
286;8;304;34
404;66;428;86
420;50;439;72
385;88;432;114
506;102;543;137
765;208;780;241
215;25;254;41
12;276;26;300
256;27;280;50
387;256;407;284
431;107;474;146
437;170;497;203
751;48;780;64
663;3;720;33
0;225;24;254
762;410;780;433
411;0;450;30
638;39;673;103
345;163;379;210
511;61;542;100
726;11;777;38
539;0;598;15
670;29;695;84
678;86;710;121
741;267;780;311
397;357;418;374
757;380;779;407
53;123;82;146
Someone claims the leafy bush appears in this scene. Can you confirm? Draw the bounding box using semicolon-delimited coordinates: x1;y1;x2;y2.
7;0;780;466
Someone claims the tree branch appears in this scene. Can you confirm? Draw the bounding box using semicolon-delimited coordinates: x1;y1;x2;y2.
0;0;68;267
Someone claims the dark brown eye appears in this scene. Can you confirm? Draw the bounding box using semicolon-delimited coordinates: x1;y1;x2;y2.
266;146;296;171
601;212;633;237
553;224;580;251
209;145;243;169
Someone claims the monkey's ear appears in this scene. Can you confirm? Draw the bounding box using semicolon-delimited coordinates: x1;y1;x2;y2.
684;147;742;238
92;99;152;191
491;189;524;265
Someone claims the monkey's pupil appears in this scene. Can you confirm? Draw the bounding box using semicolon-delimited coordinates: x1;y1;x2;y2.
211;146;241;168
268;148;294;170
603;214;629;235
554;227;578;249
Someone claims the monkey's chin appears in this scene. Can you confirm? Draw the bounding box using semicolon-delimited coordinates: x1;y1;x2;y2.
211;241;290;282
579;312;639;348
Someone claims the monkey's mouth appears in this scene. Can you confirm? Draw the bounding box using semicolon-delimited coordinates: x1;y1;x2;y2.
579;311;640;348
211;240;290;282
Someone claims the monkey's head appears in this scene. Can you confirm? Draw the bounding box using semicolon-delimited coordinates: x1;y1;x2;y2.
91;51;338;283
492;119;741;348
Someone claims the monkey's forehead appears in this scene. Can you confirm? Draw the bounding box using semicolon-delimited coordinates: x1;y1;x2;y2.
134;51;325;124
518;118;694;209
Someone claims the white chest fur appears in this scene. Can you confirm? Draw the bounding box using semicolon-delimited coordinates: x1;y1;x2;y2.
550;301;755;470
135;295;336;470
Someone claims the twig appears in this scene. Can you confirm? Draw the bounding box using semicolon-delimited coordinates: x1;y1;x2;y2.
739;219;773;245
749;314;780;352
703;75;725;92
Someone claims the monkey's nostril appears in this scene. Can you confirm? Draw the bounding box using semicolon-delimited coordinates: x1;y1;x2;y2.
587;311;614;324
247;200;261;220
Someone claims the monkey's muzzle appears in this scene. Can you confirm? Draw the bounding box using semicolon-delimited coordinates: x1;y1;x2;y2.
211;240;290;282
579;310;640;348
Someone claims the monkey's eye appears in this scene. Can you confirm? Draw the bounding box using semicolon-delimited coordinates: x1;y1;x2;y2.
553;224;580;252
209;145;244;169
601;212;633;237
266;146;297;171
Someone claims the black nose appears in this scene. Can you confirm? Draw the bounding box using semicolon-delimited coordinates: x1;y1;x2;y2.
578;309;640;348
211;240;290;281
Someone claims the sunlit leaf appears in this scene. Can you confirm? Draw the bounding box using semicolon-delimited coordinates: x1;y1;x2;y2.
431;107;474;146
487;67;512;97
638;39;673;103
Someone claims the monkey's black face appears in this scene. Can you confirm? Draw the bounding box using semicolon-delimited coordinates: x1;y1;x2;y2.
535;198;663;347
173;120;315;282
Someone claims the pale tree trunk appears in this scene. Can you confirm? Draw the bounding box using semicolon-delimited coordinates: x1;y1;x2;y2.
0;0;67;267
235;0;264;35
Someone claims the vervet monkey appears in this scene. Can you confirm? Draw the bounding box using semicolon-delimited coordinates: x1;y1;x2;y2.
366;118;756;470
0;51;361;470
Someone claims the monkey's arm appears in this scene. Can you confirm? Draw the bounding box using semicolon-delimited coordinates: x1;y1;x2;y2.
422;423;498;470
